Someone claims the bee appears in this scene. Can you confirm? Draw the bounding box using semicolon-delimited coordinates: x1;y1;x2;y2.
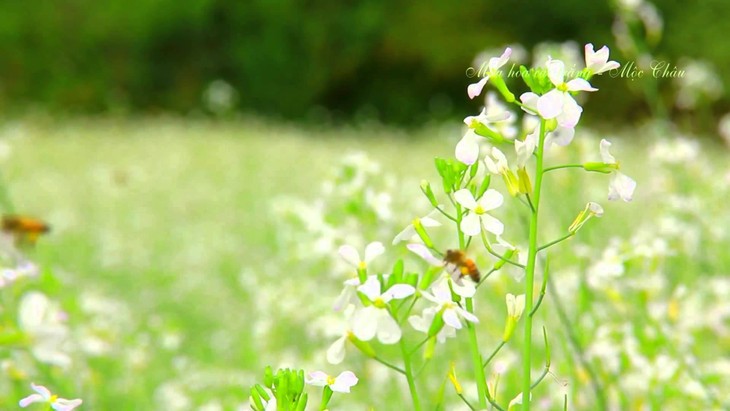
443;249;480;283
1;215;51;246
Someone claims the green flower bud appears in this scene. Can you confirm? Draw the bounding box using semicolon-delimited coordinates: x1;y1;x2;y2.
583;161;617;173
420;180;439;207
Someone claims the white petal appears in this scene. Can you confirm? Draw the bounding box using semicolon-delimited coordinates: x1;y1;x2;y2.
392;225;415;245
566;78;597;92
331;371;359;393
376;312;402;344
442;309;463;329
509;392;531;409
52;399;83;411
536;90;563;119
457;307;479;323
467;77;489;100
453;189;477;210
383;284;415;300
588;202;604;216
557;95;583;128
364;242;385;264
351;306;378;341
264;397;277;411
609;172;637;202
306;371;329;386
420;216;441;227
327;335;347;364
514;294;526;317
450;279;476;298
30;383;52;399
460;213;482;237
484;153;500;175
19;394;45;407
519;92;539;113
333;285;354;311
478;189;504;211
546;126;575;148
480;214;505;236
455;130;480;165
546;58;565;86
406;243;443;266
599;139;616;163
357;276;382;301
506;293;516;316
338;245;361;267
490;47;512;70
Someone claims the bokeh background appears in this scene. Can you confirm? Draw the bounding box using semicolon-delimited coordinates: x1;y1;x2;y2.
1;0;729;410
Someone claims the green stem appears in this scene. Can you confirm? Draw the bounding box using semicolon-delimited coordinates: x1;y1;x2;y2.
482;341;506;369
400;340;421;411
372;356;406;375
521;119;547;411
538;232;575;251
466;298;489;409
542;164;583;173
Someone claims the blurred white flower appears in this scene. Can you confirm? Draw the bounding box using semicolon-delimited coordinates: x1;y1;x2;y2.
600;139;637;202
338;242;384;270
306;370;359;393
535;58;596;129
19;383;82;411
393;210;441;245
584;44;620;75
458;107;512;165
408;306;456;343
467;47;512;99
18;292;72;368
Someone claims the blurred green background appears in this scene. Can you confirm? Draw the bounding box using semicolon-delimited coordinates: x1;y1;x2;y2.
0;0;728;127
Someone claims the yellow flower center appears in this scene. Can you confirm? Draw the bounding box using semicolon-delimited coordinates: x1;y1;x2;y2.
373;297;387;308
327;376;336;386
50;394;58;403
474;205;485;215
358;261;366;270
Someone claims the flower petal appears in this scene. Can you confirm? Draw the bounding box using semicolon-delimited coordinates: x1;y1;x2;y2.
467;77;489;100
556;95;583;128
383;284;415;300
376;312;402;344
546;59;565;86
609;172;637;202
52;399;83;411
599;139;616;164
406;243;443;266
478;189;504;211
331;371;359;393
19;394;45;407
536;90;563;119
442;308;463;329
363;242;385;264
480;214;505;236
453;189;477;210
546;126;575;148
519;92;539;114
338;245;361;267
392;225;415;245
306;371;329;386
357;276;382;301
351;307;378;341
457;307;480;323
566;78;597;92
459;213;482;237
326;336;347;364
455;130;480;165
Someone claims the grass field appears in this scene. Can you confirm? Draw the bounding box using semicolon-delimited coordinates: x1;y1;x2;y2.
2;116;729;410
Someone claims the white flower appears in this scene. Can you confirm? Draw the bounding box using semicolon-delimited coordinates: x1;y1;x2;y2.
333;278;361;311
514;130;537;167
19;383;82;411
338;242;384;270
326;305;356;364
392;210;441;245
484;147;510;175
18;292;72;368
306;371;359;393
454;189;504;236
467;47;512;99
584;44;620;75
536;58;597;128
519;94;575;147
600;139;637;202
421;278;479;329
351;276;415;344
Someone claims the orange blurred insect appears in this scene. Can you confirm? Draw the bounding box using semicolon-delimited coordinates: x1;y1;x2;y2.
2;215;51;246
443;249;480;283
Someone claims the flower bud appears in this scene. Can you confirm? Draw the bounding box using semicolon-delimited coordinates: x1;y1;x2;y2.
503;293;526;342
348;334;376;358
568;202;604;233
447;362;463;394
420;180;439;207
517;167;532;196
583;162;617;173
413;219;435;249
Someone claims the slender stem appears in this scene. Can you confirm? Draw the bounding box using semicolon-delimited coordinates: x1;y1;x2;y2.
458;393;478;411
521;119;547;411
482;341;506;369
400;340;422;411
372;356;406;375
480;230;524;268
543;164;583;173
538;232;575;251
434;205;458;222
530;367;550;390
466;298;489;409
